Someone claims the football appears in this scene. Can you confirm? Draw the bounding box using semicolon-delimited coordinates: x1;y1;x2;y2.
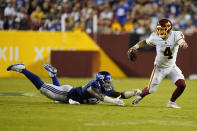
128;50;137;62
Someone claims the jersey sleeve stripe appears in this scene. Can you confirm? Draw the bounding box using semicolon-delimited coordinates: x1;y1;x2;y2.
147;65;156;90
176;38;184;45
147;42;155;47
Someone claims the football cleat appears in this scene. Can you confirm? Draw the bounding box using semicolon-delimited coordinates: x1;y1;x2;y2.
43;64;57;77
132;96;143;106
7;63;25;73
167;101;181;108
133;89;142;96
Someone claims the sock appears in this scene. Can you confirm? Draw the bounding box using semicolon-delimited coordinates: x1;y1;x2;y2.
170;79;186;102
140;87;150;98
122;91;134;99
51;76;60;86
22;69;44;90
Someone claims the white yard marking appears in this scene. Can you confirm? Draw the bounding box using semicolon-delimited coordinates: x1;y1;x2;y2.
0;92;38;97
84;120;197;127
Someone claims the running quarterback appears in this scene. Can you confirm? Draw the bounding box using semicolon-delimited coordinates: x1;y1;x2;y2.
128;18;188;108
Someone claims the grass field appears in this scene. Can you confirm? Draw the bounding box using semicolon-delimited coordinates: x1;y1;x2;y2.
0;77;197;131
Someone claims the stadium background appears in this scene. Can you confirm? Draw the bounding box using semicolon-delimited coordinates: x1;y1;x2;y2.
0;0;196;78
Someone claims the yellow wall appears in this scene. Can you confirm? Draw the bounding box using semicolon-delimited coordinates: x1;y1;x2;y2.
0;31;126;78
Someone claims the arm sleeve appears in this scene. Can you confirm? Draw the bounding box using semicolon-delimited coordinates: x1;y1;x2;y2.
87;86;105;101
146;33;156;47
175;31;185;45
109;90;136;99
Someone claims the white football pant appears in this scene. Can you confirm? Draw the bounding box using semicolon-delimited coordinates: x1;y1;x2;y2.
148;65;184;94
39;83;73;102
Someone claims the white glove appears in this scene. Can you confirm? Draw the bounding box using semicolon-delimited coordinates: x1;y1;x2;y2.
68;99;80;105
113;95;125;106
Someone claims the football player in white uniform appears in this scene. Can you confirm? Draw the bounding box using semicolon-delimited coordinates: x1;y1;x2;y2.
128;18;188;108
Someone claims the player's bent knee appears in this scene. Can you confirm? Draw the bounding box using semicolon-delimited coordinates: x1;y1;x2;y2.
175;79;186;89
40;87;56;100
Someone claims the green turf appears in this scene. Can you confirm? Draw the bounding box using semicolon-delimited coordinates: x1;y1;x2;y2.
0;77;197;131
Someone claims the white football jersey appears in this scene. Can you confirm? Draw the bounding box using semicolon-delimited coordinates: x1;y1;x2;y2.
146;31;185;68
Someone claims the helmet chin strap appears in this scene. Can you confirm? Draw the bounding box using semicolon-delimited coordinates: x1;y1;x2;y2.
156;26;170;39
157;29;169;39
104;86;112;91
159;32;170;39
101;79;107;91
159;34;167;38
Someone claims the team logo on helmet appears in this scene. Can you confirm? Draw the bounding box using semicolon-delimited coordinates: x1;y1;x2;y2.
99;75;105;80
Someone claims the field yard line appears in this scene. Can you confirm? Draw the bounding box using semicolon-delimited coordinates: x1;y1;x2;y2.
22;92;39;97
84;120;197;127
0;92;39;97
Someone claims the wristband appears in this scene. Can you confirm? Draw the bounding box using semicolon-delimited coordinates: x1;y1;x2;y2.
103;96;114;104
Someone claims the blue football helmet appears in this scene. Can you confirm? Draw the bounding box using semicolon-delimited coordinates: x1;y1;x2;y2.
96;71;112;91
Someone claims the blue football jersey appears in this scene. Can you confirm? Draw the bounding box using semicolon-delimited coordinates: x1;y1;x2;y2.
67;80;114;104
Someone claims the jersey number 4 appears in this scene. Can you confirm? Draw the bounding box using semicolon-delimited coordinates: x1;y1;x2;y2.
164;47;173;59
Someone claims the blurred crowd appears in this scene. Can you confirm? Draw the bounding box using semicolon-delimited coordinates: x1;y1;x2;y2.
0;0;196;35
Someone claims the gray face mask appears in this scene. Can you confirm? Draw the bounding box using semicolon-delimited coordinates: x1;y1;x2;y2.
103;80;112;91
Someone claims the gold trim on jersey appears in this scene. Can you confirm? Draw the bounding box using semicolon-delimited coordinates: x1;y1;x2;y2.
147;65;156;90
148;42;155;47
176;38;184;45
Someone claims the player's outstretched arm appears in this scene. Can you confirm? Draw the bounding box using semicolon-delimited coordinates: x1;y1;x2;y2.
87;86;125;106
109;90;141;99
128;40;147;61
128;40;147;53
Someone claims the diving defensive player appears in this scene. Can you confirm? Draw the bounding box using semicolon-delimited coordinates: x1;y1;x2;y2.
7;63;141;106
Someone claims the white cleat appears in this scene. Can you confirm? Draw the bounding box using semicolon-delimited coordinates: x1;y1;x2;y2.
133;89;142;96
132;96;143;106
167;101;181;108
7;63;25;73
43;64;57;77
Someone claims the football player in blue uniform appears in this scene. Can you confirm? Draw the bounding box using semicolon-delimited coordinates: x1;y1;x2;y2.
7;63;141;106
